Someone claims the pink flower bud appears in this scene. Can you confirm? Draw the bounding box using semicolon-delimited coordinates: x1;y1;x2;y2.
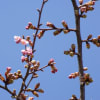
6;67;12;73
79;0;83;5
26;47;33;55
21;56;26;62
48;58;54;65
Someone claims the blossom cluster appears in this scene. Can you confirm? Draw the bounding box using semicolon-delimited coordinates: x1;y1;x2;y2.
68;67;93;85
0;67;22;85
79;0;97;13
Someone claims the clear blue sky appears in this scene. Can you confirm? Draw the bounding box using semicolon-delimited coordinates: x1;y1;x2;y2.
0;0;100;100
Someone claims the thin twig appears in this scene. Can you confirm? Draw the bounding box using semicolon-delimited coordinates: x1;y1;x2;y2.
0;85;15;96
17;0;47;99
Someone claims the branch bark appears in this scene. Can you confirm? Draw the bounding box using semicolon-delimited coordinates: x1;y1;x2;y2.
71;0;85;100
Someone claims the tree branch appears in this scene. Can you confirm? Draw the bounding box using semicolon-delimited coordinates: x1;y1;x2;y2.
17;0;47;99
71;0;85;100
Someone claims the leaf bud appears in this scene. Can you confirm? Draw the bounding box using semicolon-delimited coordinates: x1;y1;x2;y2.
79;0;83;5
37;89;44;93
71;44;75;50
46;22;56;29
35;83;40;89
53;29;62;36
64;51;69;55
32;91;39;97
81;14;87;18
87;34;92;40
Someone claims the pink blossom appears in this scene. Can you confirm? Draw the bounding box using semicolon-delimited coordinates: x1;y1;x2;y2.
21;50;27;55
21;39;29;45
48;58;54;65
25;26;29;30
21;56;26;62
27;97;34;100
21;47;32;56
26;47;32;55
14;36;21;44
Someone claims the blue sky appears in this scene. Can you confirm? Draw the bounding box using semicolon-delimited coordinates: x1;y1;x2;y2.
0;0;100;100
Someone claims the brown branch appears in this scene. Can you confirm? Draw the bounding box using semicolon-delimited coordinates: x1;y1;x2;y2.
25;64;49;90
71;0;85;100
34;27;77;32
0;85;15;97
17;0;47;99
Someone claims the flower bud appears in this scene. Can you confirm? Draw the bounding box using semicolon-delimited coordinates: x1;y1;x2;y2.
98;35;100;39
37;30;45;39
48;58;54;65
81;14;87;18
28;97;34;100
46;22;56;29
62;20;68;29
64;51;69;55
92;38;97;44
71;44;75;50
63;30;69;34
6;67;12;73
21;56;26;62
50;65;57;73
69;52;74;57
87;34;92;40
35;83;40;89
86;1;95;6
17;70;21;74
79;0;83;5
31;60;36;65
53;29;62;36
37;89;44;93
68;75;73;79
86;43;90;49
83;67;88;71
32;91;39;97
26;36;30;41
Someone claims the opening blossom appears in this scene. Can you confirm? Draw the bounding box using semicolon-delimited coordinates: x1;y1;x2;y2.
14;36;29;45
20;39;29;45
14;36;21;44
21;56;26;62
27;97;34;100
21;47;33;56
